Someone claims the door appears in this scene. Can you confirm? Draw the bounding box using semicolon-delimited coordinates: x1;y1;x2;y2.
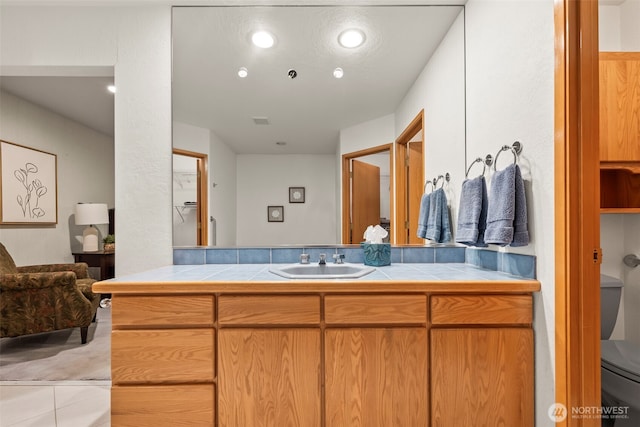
395;110;425;244
341;144;393;244
172;149;208;246
351;159;381;244
325;328;428;427
407;141;424;244
431;328;534;427
218;329;321;427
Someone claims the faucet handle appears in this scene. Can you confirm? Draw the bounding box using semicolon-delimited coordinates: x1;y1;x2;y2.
333;253;345;264
300;253;310;264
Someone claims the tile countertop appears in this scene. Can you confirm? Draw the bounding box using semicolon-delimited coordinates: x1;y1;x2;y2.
93;263;541;294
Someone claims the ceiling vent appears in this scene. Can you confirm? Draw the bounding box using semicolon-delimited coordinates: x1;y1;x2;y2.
252;117;270;125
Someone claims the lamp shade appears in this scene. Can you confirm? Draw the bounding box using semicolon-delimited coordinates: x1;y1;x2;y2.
75;203;109;225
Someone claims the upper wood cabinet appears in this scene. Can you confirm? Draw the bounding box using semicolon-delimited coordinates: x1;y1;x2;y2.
599;52;640;162
599;52;640;212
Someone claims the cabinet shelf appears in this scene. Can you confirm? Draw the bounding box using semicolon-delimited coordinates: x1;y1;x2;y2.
600;164;640;212
601;208;640;214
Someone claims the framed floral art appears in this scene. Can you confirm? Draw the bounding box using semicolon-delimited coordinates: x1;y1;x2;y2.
0;140;58;224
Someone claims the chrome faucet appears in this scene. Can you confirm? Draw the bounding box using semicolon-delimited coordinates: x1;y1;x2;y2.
333;253;345;264
318;253;326;265
300;253;310;264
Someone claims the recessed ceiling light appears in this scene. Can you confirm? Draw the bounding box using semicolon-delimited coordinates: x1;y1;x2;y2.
238;67;248;78
107;84;116;94
251;31;275;49
333;67;344;79
338;29;365;48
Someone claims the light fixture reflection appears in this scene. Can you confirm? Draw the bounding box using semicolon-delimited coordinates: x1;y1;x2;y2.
333;67;344;79
238;67;248;78
107;85;116;93
251;31;275;48
338;29;365;48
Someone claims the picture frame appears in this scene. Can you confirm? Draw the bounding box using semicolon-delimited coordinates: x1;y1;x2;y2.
289;186;305;203
1;140;58;224
267;205;284;222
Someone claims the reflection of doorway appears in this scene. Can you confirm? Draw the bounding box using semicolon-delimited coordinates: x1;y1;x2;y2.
341;144;393;244
395;110;425;244
172;148;208;246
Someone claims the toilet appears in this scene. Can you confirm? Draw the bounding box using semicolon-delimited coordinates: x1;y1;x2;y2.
600;274;640;427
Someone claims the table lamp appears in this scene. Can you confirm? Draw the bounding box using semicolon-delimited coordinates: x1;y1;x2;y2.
75;203;109;252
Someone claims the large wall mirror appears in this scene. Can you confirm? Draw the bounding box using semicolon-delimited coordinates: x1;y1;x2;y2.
172;4;466;247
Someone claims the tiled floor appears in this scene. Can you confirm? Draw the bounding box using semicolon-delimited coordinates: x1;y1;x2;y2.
0;381;110;427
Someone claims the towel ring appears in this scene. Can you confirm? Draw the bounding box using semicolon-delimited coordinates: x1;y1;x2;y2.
465;158;485;178
493;141;523;171
465;155;493;178
424;180;434;193
433;173;450;189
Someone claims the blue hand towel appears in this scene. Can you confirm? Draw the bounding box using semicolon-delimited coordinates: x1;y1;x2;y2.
440;190;452;243
425;188;452;243
416;192;431;239
476;177;489;247
456;176;488;247
511;164;529;246
485;163;529;246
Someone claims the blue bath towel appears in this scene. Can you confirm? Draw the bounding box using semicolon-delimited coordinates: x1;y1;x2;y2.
456;176;488;247
417;192;431;239
425;188;452;243
485;163;529;246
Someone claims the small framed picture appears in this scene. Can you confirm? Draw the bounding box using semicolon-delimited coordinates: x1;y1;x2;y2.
289;187;305;203
267;205;284;222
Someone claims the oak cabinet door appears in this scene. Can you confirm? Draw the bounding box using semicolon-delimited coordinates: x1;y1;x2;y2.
325;328;428;427
218;328;321;427
599;53;640;162
431;328;534;427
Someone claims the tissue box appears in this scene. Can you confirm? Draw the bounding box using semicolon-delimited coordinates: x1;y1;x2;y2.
361;243;391;266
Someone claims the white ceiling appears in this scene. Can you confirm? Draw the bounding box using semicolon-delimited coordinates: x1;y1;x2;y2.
0;4;463;154
172;5;463;154
0;76;115;137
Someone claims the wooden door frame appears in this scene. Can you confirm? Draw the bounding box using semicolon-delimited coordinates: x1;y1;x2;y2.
341;144;394;244
173;148;209;246
554;0;601;425
395;110;424;245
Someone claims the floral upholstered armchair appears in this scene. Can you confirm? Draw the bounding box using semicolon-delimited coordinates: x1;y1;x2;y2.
0;242;100;344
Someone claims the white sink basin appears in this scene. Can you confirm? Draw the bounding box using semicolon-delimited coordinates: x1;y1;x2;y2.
269;263;375;279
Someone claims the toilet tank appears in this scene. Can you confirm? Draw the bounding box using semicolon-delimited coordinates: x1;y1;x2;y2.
601;274;623;339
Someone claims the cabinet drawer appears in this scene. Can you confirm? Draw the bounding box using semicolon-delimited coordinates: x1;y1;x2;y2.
112;295;215;327
431;295;532;325
218;295;320;325
112;384;215;426
112;329;215;383
325;295;426;325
